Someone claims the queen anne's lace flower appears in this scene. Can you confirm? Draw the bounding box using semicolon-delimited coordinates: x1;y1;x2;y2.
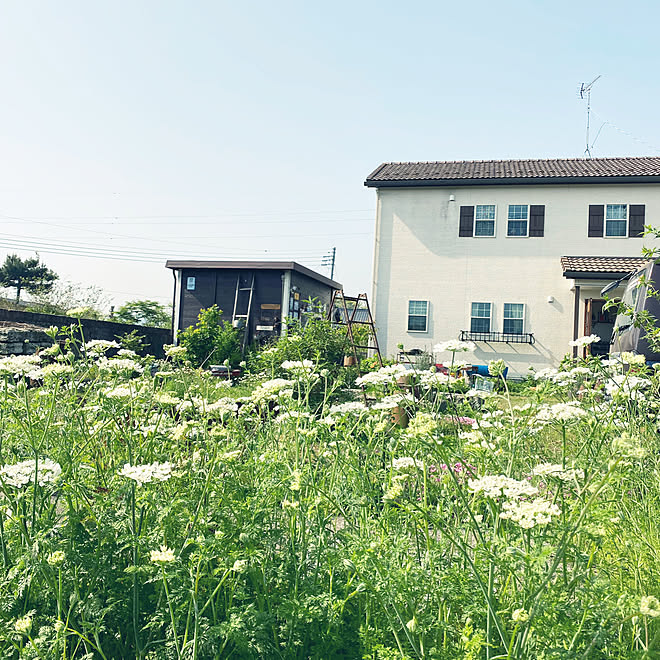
97;357;144;374
532;463;584;481
536;402;587;423
392;457;420;472
85;339;120;354
119;461;172;486
433;340;476;353
499;498;561;528
569;334;600;347
468;475;538;499
355;364;409;387
0;354;42;377
0;458;62;488
329;401;368;415
150;545;175;564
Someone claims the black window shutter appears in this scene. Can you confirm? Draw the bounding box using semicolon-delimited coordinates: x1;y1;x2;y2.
529;205;545;237
629;204;645;237
588;205;604;237
459;206;474;237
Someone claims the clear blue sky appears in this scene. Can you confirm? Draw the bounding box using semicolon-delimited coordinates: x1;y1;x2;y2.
0;0;658;307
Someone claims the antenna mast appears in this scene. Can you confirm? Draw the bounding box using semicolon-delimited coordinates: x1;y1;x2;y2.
580;75;601;158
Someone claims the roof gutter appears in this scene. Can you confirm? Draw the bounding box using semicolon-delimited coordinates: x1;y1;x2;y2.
364;175;660;188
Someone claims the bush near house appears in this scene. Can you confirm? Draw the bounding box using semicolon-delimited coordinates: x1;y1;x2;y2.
178;304;242;367
0;328;658;658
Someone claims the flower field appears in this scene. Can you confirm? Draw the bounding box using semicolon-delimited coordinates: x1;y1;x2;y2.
0;329;659;659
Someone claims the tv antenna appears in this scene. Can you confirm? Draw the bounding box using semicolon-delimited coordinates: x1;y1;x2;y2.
580;75;601;158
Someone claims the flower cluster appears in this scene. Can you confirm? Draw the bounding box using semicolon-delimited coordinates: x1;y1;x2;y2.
355;364;409;387
433;340;476;353
119;461;173;486
499;498;561;528
532;462;584;482
151;545;175;564
468;474;537;499
569;334;600;347
0;458;62;488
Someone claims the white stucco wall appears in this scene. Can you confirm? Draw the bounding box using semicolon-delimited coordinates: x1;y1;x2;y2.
371;183;658;377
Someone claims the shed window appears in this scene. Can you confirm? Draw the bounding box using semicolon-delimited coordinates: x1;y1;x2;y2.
470;302;491;332
503;303;524;334
186;276;196;291
408;300;429;332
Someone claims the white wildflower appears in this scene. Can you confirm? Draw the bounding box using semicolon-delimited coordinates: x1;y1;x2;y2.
532;463;584;482
355;364;409;387
150;545;175;564
0;458;62;488
569;334;600;347
499;498;561;528
468;475;537;499
392;457;420;473
433;340;476;353
119;461;172;486
536;402;587;423
328;401;368;415
85;339;120;354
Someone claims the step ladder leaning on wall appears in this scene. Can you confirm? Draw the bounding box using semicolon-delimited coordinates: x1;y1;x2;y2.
328;291;383;374
231;273;255;354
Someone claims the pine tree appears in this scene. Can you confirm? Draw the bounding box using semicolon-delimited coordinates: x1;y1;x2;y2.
0;254;58;303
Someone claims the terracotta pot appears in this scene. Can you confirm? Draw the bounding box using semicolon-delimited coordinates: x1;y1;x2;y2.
390;405;409;428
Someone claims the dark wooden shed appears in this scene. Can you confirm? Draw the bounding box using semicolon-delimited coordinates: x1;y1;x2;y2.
166;260;342;346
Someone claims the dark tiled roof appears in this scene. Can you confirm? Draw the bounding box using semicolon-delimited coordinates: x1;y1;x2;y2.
365;157;660;187
561;255;648;274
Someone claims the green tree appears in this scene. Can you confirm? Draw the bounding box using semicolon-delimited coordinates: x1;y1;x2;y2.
0;253;58;302
114;299;171;328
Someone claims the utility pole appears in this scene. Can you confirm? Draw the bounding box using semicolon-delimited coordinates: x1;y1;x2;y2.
322;247;336;280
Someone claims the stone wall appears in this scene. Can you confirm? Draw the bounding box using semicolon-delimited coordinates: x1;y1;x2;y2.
0;310;172;358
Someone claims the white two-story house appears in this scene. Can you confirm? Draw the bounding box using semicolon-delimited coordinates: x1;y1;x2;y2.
365;157;660;377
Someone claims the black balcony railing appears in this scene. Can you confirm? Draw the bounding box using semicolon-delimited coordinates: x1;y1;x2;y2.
460;330;535;344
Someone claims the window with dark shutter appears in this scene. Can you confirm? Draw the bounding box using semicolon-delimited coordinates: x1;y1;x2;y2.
459;206;474;237
529;205;545;237
588;205;604;237
628;204;645;237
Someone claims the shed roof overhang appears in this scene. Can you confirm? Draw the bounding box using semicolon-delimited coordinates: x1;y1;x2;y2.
165;260;342;289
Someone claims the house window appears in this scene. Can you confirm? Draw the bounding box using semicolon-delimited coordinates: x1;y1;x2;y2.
606;204;627;237
408;300;428;332
186;276;196;291
470;302;491;332
503;303;524;334
507;205;529;236
474;205;496;236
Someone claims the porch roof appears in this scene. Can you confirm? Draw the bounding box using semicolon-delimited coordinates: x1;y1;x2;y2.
561;256;649;280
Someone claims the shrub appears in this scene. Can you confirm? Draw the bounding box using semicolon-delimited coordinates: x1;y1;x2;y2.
178;305;242;367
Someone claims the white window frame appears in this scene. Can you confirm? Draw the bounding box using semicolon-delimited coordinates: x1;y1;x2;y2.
407;300;429;333
605;203;628;238
506;204;529;237
503;303;525;335
470;302;492;333
474;204;496;237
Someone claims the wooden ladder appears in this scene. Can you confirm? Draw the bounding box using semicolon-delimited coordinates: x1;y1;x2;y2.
328;291;383;373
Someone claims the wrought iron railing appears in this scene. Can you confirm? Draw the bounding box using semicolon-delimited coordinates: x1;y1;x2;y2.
459;330;535;344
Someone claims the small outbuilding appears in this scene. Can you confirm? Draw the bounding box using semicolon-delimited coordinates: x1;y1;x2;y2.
166;260;341;346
